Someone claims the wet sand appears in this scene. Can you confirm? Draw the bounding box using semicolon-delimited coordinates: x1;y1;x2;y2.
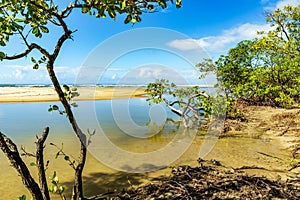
0;86;147;102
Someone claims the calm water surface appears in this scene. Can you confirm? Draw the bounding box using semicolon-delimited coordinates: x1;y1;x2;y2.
0;99;292;199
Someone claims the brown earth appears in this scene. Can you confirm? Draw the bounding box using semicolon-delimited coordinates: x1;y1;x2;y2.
224;105;300;162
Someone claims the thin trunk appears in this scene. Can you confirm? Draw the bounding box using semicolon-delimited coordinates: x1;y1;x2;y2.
47;62;87;199
36;127;51;200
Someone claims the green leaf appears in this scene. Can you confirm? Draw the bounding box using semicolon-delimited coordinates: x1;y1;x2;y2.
147;4;155;11
33;63;39;69
59;186;65;193
53;185;58;193
32;27;39;35
53;176;59;184
55;151;60;158
0;51;6;60
52;105;59;110
63;85;70;91
158;0;167;9
40;26;49;33
176;0;182;8
124;15;132;24
64;156;70;161
131;18;136;25
121;1;126;9
136;15;141;23
30;162;36;166
107;8;116;19
15;18;26;23
17;195;26;200
82;6;89;13
31;57;36;63
49;185;54;192
52;171;57;179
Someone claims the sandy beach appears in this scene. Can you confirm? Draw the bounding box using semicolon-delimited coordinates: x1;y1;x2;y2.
0;86;147;102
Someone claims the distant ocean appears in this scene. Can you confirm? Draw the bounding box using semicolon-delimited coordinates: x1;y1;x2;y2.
0;83;214;88
0;83;52;87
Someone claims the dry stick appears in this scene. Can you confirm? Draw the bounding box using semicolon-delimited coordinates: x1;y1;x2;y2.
256;151;283;160
0;131;43;200
36;127;50;200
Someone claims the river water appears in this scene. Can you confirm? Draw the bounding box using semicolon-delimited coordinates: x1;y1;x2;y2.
0;99;292;199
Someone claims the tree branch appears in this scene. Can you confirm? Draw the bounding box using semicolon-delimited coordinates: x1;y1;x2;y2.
271;16;290;41
182;92;208;116
4;43;50;60
36;127;50;200
164;99;183;116
0;131;43;200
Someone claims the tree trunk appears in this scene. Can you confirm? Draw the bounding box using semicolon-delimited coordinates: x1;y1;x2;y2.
47;61;87;200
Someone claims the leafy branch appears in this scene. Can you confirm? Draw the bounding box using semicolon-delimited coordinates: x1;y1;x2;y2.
145;79;209;128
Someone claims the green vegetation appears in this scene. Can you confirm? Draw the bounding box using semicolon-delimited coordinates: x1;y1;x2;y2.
0;1;181;200
146;4;299;128
198;4;300;108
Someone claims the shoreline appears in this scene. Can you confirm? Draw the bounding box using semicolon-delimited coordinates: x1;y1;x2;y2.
0;86;147;103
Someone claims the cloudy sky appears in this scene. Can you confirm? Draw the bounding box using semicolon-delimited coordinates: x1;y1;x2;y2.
0;0;299;85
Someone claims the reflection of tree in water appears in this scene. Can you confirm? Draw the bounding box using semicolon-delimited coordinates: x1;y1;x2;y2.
147;118;202;143
145;79;210;129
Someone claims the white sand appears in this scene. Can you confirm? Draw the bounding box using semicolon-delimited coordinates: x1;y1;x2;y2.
0;87;146;102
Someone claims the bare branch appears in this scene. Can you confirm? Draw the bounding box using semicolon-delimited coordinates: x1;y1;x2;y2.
270;15;290;41
5;43;50;60
21;146;36;157
36;127;50;200
0;131;43;200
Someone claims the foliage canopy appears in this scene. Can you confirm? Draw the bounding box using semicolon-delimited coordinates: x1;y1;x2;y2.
0;0;182;200
198;4;300;108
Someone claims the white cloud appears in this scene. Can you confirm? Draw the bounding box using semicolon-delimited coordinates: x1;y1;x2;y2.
275;0;300;9
13;69;24;80
0;65;80;84
167;23;271;53
264;0;300;10
137;67;163;78
167;39;200;51
261;0;270;3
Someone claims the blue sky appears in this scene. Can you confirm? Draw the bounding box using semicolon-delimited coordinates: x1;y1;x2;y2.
0;0;299;85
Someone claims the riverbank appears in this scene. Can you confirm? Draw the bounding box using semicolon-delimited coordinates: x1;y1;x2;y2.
0;86;146;102
224;105;300;162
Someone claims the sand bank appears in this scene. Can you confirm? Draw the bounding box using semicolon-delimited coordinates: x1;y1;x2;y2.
0;86;147;102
